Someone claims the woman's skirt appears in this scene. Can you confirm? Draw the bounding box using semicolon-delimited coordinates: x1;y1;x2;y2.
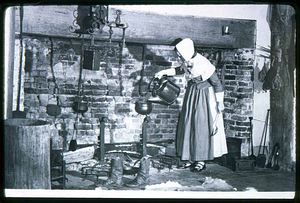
176;82;227;161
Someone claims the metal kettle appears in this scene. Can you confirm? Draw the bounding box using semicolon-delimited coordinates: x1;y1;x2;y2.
149;76;180;105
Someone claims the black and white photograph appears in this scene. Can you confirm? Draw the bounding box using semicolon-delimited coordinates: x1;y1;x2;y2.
3;3;296;200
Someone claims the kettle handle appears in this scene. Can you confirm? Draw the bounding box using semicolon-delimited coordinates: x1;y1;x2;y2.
148;75;169;96
148;77;160;96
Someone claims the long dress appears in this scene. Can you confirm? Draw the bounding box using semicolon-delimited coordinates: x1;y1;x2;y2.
175;62;228;161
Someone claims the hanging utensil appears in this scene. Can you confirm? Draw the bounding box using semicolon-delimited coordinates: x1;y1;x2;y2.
118;28;126;96
135;45;153;115
70;100;81;152
73;36;88;114
266;142;280;168
69;118;78;151
271;61;284;91
248;117;256;162
138;45;149;97
273;145;280;171
73;86;88;113
13;6;26;118
258;59;269;83
256;109;270;168
135;99;152;115
46;37;62;117
263;56;277;91
73;73;88;113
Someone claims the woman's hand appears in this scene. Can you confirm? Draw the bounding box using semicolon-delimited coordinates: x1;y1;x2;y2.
155;70;166;79
155;68;176;79
217;102;224;113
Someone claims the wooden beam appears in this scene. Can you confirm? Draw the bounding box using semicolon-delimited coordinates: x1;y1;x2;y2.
15;6;256;48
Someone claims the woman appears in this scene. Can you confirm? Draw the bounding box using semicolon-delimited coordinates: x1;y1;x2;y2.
155;38;227;171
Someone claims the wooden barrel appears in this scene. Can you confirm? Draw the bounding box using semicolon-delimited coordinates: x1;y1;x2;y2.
4;119;51;189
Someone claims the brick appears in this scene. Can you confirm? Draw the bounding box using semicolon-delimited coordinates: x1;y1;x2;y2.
238;81;250;87
24;88;37;94
65;89;78;95
237;132;251;137
91;97;106;102
39;70;48;77
155;61;172;66
107;91;121;96
65;84;76;89
116;108;131;113
94;113;108;119
30;70;39;77
237;88;253;93
235;126;249;132
225;81;238;86
236;121;250;126
224;75;236;80
76;123;92;130
224;119;235;125
238;70;252;76
236;94;252;99
149;134;163;139
153;119;161;124
91;102;108;108
91;108;107;114
224;108;235;114
34;76;47;83
111;124;126;129
225;70;237;75
91;89;107;95
24;82;31;88
240;65;254;70
224;86;236;91
161;129;169;133
232;60;252;65
231;115;248;122
25;77;35;83
225;65;238;69
224;98;236;103
39;83;48;89
169;119;178;124
236;75;252;81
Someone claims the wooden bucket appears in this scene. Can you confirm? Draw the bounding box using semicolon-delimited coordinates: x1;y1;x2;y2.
4;119;51;189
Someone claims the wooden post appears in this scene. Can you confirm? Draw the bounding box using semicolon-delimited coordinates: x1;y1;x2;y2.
142;116;150;157
5;7;15;119
4;119;51;189
269;5;295;171
99;117;107;163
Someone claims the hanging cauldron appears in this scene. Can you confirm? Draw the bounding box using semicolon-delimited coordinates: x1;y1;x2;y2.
135;100;152;115
46;104;61;117
46;93;61;117
149;76;180;105
73;96;88;114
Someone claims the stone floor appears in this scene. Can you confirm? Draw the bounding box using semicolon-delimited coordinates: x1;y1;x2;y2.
58;162;296;193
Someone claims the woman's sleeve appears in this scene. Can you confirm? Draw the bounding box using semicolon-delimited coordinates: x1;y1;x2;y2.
208;72;224;102
174;66;185;75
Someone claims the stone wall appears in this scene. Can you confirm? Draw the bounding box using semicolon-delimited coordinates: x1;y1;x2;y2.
19;36;254;156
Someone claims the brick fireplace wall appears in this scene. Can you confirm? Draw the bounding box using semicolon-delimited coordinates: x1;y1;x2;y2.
20;36;254;156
